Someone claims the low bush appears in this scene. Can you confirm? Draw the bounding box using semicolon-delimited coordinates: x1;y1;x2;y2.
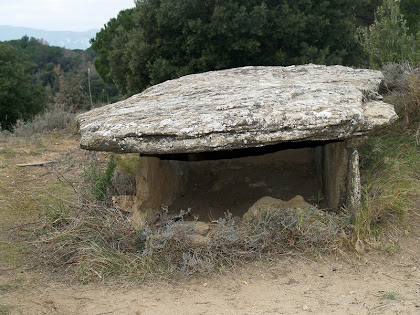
12;104;76;137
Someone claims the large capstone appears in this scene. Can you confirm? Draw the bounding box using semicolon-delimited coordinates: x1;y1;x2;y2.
77;64;396;154
77;65;397;225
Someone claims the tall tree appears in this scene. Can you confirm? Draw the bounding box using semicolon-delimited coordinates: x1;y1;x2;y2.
92;0;370;96
0;42;47;130
90;8;135;84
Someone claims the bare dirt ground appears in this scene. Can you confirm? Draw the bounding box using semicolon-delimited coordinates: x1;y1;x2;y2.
0;134;419;315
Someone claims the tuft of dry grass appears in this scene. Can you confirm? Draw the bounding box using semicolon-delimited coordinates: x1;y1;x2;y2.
350;62;420;251
382;63;420;129
11;104;76;137
28;193;350;283
356;131;420;249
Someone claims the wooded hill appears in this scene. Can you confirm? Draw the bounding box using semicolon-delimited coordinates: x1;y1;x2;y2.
0;36;121;130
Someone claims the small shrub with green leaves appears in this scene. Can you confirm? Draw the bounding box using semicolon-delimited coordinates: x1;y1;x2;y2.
358;0;420;69
84;156;117;201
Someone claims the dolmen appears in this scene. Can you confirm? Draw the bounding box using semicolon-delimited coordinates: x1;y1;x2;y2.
77;64;397;226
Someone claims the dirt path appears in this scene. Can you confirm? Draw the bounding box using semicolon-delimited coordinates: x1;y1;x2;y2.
1;246;419;315
0;134;419;315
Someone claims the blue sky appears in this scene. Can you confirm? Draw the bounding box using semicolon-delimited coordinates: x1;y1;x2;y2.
0;0;136;32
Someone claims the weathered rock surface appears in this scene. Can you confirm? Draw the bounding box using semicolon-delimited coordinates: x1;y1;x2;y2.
111;195;136;213
242;195;312;223
77;64;397;154
194;221;211;235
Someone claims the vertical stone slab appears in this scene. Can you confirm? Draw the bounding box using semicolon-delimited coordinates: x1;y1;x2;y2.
346;149;362;212
323;142;348;210
132;156;187;226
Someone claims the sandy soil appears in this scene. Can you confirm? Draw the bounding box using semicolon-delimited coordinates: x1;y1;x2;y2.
0;134;419;315
1;245;419;315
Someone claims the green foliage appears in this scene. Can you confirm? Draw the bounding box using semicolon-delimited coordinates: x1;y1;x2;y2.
84;156;117;201
379;291;398;300
92;0;369;96
0;41;47;130
358;0;420;69
400;0;420;35
5;36;122;111
354;0;383;27
80;68;121;105
90;8;136;84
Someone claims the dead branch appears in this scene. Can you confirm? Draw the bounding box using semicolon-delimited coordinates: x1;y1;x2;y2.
16;160;57;167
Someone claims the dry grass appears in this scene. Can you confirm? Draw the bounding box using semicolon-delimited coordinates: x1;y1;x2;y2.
349;63;420;250
3;151;349;283
382;63;420;129
356;130;420;250
11;104;76;137
2;126;417;284
28;196;350;283
0;131;83;272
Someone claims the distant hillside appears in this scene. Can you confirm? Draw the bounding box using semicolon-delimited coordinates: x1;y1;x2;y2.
4;37;121;113
0;25;98;50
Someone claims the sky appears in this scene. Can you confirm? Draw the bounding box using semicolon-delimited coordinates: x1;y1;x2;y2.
0;0;136;32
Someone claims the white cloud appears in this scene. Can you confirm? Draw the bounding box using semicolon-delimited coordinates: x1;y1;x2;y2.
0;0;135;31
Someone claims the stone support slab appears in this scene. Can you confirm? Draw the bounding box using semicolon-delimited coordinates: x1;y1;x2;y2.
321;141;363;212
323;142;348;210
346;149;362;211
132;156;187;226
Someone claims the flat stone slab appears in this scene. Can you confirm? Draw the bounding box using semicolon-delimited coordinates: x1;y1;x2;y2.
77;64;397;154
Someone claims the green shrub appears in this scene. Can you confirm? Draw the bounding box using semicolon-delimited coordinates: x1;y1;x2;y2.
358;0;420;69
84;156;117;201
93;0;367;96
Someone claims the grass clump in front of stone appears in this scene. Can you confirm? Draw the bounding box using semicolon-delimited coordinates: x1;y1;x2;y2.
29;198;350;283
83;156;117;201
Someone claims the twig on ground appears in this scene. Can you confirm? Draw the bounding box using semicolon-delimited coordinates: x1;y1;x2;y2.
16;160;57;167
